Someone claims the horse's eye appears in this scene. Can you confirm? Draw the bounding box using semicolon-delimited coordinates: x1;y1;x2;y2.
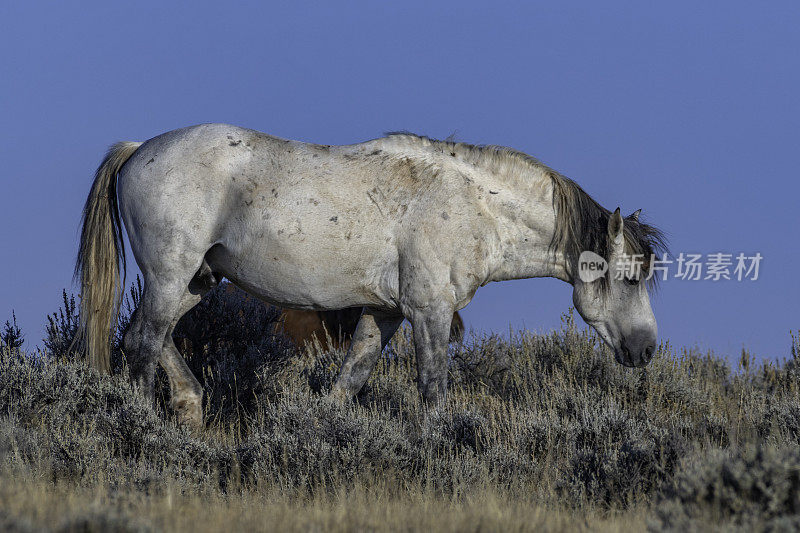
624;277;639;286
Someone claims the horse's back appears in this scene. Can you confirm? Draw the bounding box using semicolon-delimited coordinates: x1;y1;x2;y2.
116;123;490;312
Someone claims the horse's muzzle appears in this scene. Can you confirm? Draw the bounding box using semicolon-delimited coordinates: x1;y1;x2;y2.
616;337;656;368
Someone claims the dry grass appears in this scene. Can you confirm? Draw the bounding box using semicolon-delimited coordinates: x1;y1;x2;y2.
0;473;651;532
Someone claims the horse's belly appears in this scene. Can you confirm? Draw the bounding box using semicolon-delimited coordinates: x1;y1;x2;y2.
206;230;398;311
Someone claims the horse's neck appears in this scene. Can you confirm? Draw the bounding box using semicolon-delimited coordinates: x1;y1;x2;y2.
480;169;572;285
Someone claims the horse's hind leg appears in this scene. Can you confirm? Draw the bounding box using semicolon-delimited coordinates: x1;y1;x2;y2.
122;305;143;368
130;262;202;402
159;263;219;427
331;308;404;398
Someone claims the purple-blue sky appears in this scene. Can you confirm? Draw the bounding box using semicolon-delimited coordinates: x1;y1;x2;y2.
1;2;798;360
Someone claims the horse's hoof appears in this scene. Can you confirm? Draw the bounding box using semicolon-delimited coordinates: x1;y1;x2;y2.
326;385;352;405
173;398;204;429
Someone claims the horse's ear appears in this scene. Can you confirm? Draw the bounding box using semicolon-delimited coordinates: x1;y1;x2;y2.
608;207;624;246
628;209;641;222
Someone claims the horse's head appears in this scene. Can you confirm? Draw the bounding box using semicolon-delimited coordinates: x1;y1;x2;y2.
571;208;662;367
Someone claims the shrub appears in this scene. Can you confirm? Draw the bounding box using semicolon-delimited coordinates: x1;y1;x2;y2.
0;285;797;530
1;311;24;350
44;290;79;357
652;446;800;531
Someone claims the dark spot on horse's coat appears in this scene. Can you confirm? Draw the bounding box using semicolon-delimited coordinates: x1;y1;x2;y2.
309;198;319;206
441;212;449;220
229;139;242;146
368;149;382;156
343;153;356;161
450;152;456;157
245;199;253;206
146;158;154;165
278;229;284;235
366;187;386;216
330;216;338;223
271;189;278;198
489;190;499;194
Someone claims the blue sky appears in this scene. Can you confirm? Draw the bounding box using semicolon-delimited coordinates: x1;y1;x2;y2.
1;2;798;360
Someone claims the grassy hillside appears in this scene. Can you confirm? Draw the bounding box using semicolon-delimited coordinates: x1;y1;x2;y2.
1;285;799;531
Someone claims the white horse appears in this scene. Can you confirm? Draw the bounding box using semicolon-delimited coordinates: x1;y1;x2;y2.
74;124;666;426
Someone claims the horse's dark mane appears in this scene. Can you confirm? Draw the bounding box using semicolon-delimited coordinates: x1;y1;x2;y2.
550;175;668;291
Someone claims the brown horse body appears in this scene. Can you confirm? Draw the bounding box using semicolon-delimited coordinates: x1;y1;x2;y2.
277;308;464;351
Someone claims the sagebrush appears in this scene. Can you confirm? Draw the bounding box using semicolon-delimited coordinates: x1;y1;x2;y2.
0;283;798;531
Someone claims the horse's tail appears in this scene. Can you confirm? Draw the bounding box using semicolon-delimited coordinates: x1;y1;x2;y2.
72;141;142;373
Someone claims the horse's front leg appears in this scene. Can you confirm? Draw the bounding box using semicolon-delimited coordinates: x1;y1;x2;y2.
409;305;454;405
331;308;403;398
